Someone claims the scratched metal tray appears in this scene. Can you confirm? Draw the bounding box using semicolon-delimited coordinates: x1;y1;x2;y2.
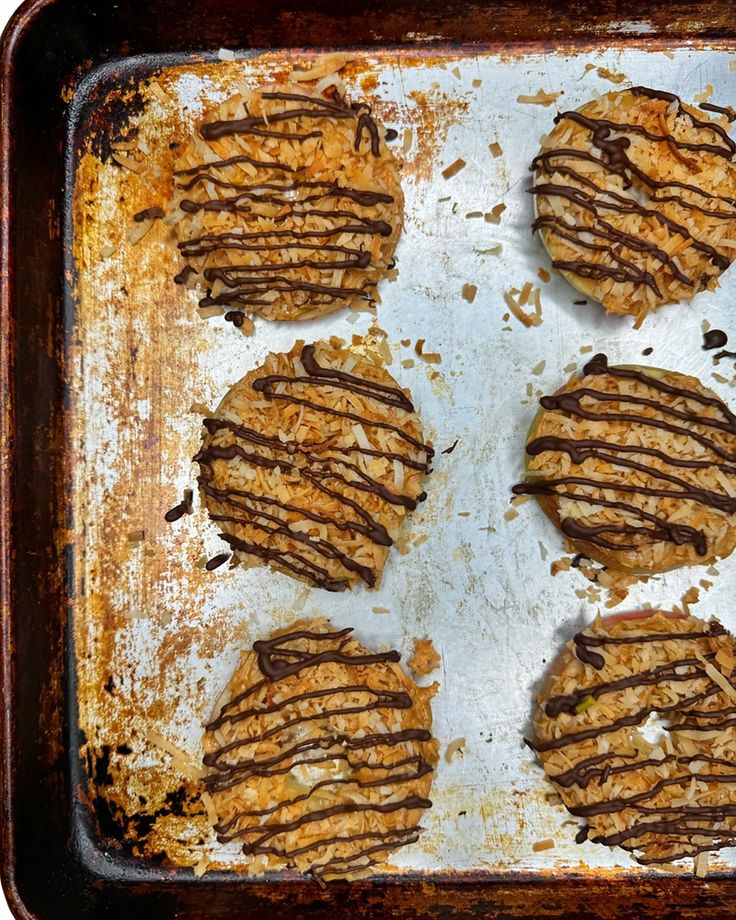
4;1;736;918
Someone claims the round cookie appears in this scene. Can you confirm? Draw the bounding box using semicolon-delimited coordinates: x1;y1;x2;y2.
171;82;403;322
195;339;433;591
531;86;736;323
203;618;438;882
512;353;736;574
529;610;736;871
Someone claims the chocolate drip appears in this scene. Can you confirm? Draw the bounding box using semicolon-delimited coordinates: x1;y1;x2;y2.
512;355;736;560
699;102;736;122
532;87;736;297
204;628;433;876
573;624;722;670
704;329;728;350
133;206;164;222
545;658;708;716
205;553;230;571
196;344;431;590
175;89;392;311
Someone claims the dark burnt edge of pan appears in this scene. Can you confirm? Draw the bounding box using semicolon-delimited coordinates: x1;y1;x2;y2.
4;0;736;916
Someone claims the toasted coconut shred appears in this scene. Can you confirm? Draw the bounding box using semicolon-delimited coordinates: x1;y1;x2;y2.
530;612;736;872
169;80;403;322
202;618;438;882
513;353;736;576
532;87;736;322
194;339;434;592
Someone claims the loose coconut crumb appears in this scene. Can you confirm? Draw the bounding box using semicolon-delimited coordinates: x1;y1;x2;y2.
472;78;482;88
531;360;546;375
597;67;626;84
372;606;390;614
442;158;466;179
517;89;562;106
462;284;478;303
444;737;466;763
504;286;543;327
217;48;236;61
408;638;441;676
484;203;506;224
532;838;556;852
695;84;714;104
538;268;551;282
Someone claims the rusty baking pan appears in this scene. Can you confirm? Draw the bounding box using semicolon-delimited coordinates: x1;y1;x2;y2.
4;0;736;917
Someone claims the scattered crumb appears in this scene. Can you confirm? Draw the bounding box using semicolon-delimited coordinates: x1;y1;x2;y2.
700;579;713;590
372;606;390;615
681;586;700;615
662;49;675;59
415;338;425;356
713;373;729;385
694;83;714;104
475;245;503;256
442;439;459;455
707;564;720;576
537;268;551;282
465;211;483;219
532;838;556;852
442;158;466;179
401;338;411;347
702;319;711;333
217;47;236;61
731;60;736;72
408;637;441;676
127;530;145;544
472;78;482;88
504;285;543;327
551;556;573;576
596;66;626;84
538;541;549;561
457;511;471;517
563;362;577;373
531;360;546;376
451;66;462;80
444;737;466;763
642;347;653;356
413;533;429;548
462;283;478;303
573;299;587;305
199;305;224;319
489;141;503;158
580;344;593;354
401;358;415;369
484;203;507;224
504;509;519;521
420;353;442;364
403;128;413;154
517;89;562;106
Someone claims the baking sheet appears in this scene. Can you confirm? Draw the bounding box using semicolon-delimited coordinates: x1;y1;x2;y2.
68;42;736;878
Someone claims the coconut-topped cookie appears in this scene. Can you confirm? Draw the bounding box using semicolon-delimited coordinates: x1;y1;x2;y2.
512;354;736;574
195;340;433;591
528;610;736;872
203;619;438;882
171;82;403;323
532;87;736;323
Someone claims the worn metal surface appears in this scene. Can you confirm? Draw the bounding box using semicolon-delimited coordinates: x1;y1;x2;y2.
69;43;736;883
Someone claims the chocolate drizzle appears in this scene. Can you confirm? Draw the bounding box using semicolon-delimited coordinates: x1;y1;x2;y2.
531;87;736;303
196;344;433;591
531;617;736;866
512;354;736;562
203;626;434;880
174;89;394;315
